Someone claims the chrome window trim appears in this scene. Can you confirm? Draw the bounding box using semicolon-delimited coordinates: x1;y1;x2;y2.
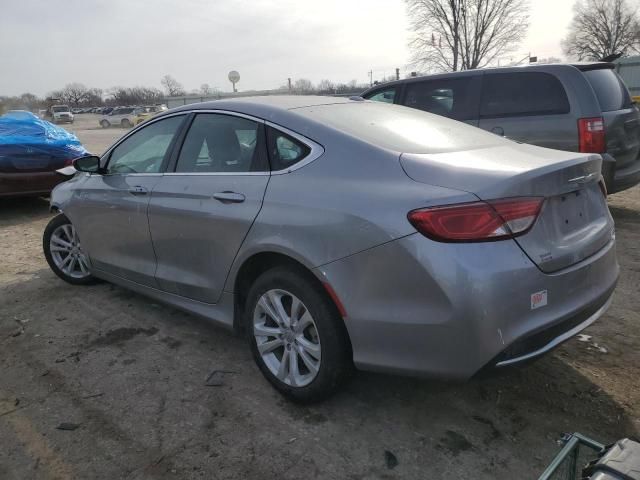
264;121;325;175
99;109;325;177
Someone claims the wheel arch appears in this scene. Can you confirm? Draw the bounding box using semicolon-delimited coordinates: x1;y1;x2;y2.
230;251;348;341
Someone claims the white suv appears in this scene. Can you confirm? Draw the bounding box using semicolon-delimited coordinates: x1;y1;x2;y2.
49;105;74;124
99;107;137;128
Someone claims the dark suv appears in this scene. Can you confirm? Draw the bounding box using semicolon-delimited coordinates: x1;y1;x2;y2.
362;63;640;193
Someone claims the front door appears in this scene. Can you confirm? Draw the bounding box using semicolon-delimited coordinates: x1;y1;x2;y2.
148;112;270;303
67;115;186;286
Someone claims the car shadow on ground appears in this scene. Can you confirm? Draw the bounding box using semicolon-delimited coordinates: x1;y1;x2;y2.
0;197;51;228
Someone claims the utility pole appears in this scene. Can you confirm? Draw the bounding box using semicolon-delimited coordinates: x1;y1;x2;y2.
396;68;400;80
287;78;292;93
368;70;373;87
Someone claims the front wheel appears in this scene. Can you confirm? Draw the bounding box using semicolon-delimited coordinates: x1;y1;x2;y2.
245;267;352;403
121;119;132;128
43;214;98;285
100;120;109;128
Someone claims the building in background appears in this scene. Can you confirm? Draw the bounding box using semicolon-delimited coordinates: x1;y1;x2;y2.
615;55;640;102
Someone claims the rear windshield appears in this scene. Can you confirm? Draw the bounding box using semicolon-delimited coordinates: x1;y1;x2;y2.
295;102;503;154
52;106;69;112
583;69;633;112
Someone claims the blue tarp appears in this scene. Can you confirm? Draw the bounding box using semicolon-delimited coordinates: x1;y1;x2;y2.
0;111;87;158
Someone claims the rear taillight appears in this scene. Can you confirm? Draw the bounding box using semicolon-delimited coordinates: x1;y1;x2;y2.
407;197;544;242
578;117;605;153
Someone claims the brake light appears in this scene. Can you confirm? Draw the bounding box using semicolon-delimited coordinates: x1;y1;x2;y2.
407;197;544;242
578;117;605;153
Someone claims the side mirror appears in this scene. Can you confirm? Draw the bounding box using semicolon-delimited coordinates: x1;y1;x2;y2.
73;155;103;174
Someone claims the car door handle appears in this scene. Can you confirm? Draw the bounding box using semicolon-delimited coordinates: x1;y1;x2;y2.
128;185;148;195
213;191;245;203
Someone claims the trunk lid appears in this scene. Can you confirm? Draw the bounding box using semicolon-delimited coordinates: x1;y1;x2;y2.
400;143;614;273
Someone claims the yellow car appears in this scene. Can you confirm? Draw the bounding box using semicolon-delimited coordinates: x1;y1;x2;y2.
133;107;153;125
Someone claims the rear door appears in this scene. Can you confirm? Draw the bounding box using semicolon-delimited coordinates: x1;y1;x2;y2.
148;112;270;303
67;114;186;286
478;71;577;150
581;67;640;186
400;75;481;126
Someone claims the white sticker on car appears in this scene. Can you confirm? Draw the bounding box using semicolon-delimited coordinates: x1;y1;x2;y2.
531;290;548;310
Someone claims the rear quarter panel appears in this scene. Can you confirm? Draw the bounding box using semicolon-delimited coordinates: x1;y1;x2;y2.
224;128;476;291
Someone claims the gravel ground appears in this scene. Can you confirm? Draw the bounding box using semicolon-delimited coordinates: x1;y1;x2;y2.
0;115;639;479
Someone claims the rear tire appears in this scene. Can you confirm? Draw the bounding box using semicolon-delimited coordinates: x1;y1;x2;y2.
43;214;99;286
245;267;351;403
100;120;109;128
121;119;132;128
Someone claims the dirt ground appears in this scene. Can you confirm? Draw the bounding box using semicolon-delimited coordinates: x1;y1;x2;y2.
1;114;639;479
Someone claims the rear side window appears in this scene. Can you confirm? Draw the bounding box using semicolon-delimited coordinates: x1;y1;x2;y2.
175;113;265;173
583;69;633;112
364;88;396;104
480;72;570;118
266;126;311;171
404;77;477;121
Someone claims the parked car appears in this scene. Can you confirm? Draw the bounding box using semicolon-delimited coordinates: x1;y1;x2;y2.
99;107;136;128
133;107;153;125
47;105;74;124
1;111;86;197
362;62;640;193
44;96;618;402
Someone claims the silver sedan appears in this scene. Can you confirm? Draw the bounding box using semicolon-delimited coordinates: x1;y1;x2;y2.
44;96;619;402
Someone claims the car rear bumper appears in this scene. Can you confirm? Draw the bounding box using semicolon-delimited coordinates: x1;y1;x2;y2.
316;232;619;379
0;171;67;197
611;154;640;193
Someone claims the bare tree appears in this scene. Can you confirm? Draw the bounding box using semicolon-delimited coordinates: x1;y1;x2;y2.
317;79;336;94
52;83;91;106
562;0;640;61
161;75;185;96
405;0;529;72
292;78;315;94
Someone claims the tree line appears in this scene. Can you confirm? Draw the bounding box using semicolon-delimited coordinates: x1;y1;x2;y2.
405;0;639;74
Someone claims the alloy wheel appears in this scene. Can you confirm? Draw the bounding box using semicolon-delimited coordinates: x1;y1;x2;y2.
253;289;322;387
49;224;91;279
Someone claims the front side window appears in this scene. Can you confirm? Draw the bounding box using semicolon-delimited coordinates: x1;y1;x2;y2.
175;113;264;173
365;88;396;104
266;127;311;171
404;77;476;120
107;115;184;174
480;72;570;118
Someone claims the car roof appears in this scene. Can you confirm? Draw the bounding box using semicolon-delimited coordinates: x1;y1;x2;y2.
361;62;616;94
170;95;354;113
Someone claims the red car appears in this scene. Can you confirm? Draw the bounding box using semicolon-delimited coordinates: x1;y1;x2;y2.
0;111;85;197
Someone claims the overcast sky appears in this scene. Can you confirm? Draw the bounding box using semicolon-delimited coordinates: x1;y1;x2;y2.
0;0;575;97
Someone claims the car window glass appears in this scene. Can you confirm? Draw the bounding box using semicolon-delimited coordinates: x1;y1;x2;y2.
175;113;263;173
267;127;311;170
583;69;632;112
480;72;570;118
365;88;396;104
404;77;476;120
107;115;183;174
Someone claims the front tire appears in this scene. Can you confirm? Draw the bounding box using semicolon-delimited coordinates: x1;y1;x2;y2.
121;119;132;128
245;267;351;403
43;214;98;285
100;120;109;128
